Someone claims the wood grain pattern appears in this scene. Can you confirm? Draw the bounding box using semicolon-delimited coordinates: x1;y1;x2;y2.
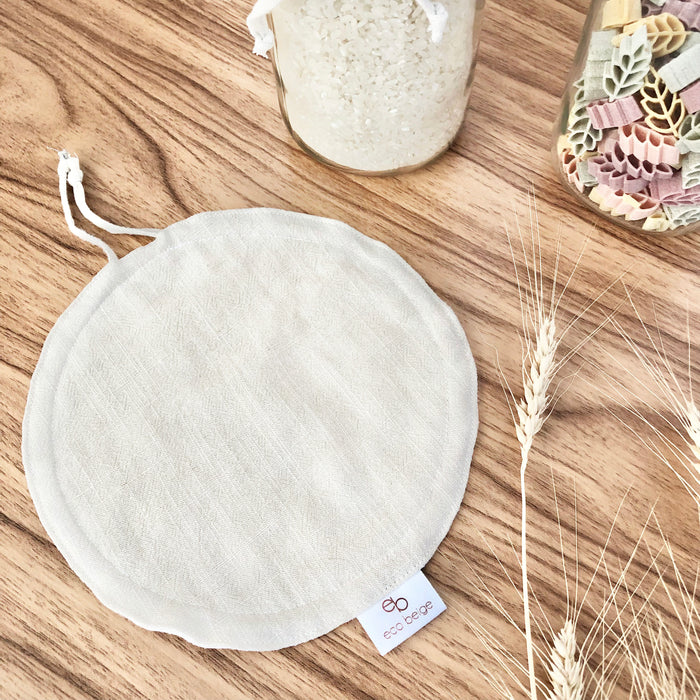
1;0;698;698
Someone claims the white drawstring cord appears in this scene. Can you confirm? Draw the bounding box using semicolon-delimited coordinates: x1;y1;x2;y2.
246;0;281;56
56;151;160;263
413;0;449;43
246;0;449;57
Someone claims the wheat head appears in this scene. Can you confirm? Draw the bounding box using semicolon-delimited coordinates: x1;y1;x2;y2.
516;316;559;458
548;620;584;700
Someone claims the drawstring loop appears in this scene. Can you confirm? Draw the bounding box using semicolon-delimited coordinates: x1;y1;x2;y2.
56;151;160;264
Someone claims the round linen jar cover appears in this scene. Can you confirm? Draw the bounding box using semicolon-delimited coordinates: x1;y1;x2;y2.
22;154;479;651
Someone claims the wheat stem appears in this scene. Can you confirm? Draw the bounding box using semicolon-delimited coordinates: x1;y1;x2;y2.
517;315;559;700
521;455;537;700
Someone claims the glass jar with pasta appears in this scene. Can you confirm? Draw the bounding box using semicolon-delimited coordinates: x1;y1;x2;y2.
553;0;700;235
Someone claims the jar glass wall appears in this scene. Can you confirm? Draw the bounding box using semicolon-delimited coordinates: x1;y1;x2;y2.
554;0;700;235
268;0;484;175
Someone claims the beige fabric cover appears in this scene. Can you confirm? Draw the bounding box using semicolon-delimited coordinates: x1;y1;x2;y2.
23;208;478;650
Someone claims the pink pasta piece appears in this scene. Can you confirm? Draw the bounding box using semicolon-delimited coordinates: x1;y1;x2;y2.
680;81;700;113
671;191;700;205
590;184;628;214
610;141;674;180
599;130;621;154
626;194;661;220
587;97;644;130
587;153;648;192
591;184;660;219
618;122;681;165
648;172;700;203
664;0;700;30
561;150;585;192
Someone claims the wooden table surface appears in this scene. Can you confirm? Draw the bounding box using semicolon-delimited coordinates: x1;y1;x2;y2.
1;0;699;698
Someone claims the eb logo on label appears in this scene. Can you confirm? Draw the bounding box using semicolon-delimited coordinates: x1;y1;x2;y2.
380;595;435;640
382;596;408;613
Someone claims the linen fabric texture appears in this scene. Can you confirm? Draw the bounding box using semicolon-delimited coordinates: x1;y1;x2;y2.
23;207;478;650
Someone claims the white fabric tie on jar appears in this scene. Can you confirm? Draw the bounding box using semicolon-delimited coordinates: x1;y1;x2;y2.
246;0;449;56
22;151;478;650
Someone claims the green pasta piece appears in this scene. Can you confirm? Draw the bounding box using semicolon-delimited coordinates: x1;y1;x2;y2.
663;203;700;228
583;30;618;101
567;105;604;157
682;153;700;189
567;78;603;157
603;26;653;100
678;112;700;154
577;159;598;187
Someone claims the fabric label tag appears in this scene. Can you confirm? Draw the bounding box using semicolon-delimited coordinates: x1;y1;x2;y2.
357;570;446;655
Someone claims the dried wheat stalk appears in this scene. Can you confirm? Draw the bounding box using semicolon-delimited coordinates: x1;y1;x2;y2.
503;204;615;699
466;205;699;700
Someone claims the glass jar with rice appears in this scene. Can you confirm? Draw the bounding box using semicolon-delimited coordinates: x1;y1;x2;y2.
248;0;484;174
